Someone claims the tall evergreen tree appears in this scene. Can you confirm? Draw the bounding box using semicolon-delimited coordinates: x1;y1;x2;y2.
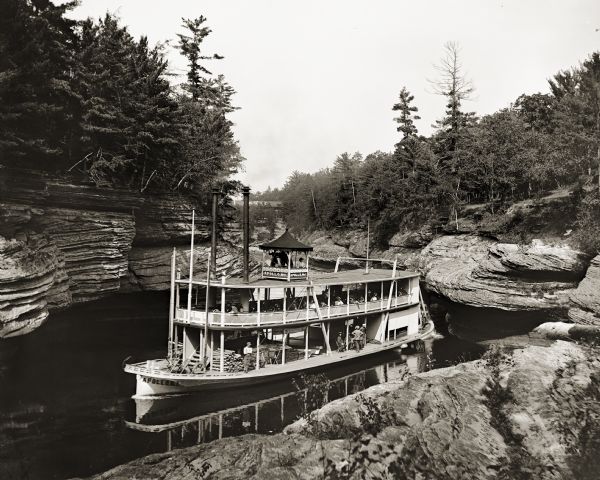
0;0;78;168
75;15;179;189
392;87;421;176
175;16;243;193
393;87;420;140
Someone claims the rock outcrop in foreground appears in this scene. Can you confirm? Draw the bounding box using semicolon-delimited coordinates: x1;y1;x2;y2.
89;341;600;480
569;255;600;326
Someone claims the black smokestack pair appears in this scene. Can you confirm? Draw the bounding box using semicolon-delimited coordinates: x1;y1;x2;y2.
210;186;250;283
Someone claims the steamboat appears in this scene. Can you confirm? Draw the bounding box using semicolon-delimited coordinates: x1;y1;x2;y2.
124;188;433;397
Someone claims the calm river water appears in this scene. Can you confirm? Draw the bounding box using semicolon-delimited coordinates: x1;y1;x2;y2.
0;293;486;480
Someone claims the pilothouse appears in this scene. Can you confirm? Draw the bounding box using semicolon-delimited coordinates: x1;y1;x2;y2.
124;187;433;397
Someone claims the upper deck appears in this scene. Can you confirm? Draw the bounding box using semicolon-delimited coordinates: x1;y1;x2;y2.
174;265;421;330
177;267;419;289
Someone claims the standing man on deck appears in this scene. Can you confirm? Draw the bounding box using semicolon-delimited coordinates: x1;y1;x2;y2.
336;332;345;352
243;342;253;372
352;326;362;352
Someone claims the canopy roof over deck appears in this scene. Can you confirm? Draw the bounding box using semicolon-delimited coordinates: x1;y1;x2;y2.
259;229;313;252
180;267;419;289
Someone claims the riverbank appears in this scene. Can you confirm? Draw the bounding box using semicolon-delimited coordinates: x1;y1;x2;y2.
86;339;599;480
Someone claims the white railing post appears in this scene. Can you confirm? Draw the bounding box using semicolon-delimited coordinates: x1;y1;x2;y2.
257;288;261;326
306;287;310;321
283;287;287;324
221;277;226;327
346;288;350;316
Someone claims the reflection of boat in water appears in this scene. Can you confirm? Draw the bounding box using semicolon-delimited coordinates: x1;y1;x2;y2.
124;189;434;397
125;348;422;449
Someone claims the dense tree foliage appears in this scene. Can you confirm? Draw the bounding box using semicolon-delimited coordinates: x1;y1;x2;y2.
0;1;242;194
0;0;78;166
269;47;600;252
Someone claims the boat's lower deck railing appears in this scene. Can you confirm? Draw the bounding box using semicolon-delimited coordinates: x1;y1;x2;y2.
175;295;413;327
125;321;433;380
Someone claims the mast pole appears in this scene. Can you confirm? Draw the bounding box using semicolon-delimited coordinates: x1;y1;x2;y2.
365;217;370;273
187;209;195;318
203;254;211;370
211;188;219;274
242;186;250;283
168;247;176;360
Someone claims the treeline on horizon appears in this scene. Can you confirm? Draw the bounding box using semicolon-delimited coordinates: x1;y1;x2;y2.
0;0;242;195
256;44;600;253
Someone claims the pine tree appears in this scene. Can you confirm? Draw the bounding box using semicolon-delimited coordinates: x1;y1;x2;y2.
393;87;420;140
392;87;421;176
174;16;243;193
0;0;78;168
75;15;179;189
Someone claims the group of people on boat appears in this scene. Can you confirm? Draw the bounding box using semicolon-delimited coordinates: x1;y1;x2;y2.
267;250;306;269
336;322;367;352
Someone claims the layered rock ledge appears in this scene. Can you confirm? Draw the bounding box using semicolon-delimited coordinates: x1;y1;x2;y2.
0;169;244;337
87;340;600;480
568;255;600;326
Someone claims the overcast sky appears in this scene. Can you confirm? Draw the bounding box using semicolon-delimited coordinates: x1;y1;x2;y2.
68;0;600;191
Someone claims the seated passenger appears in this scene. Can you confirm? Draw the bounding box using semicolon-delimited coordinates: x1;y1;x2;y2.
334;297;344;306
230;304;239;314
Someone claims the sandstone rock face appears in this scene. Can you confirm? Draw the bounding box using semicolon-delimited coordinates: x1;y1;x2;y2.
568;255;600;326
0;233;70;337
0;169;227;337
89;341;599;480
419;235;587;312
35;208;136;302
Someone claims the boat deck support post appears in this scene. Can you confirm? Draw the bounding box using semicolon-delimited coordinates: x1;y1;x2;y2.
256;330;260;370
220;331;224;373
304;326;309;360
282;330;287;365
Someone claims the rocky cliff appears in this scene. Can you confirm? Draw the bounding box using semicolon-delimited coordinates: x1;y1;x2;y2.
306;228;592;320
0;169;245;338
87;340;600;480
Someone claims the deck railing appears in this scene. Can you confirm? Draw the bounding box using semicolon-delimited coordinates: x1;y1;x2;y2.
175;294;412;328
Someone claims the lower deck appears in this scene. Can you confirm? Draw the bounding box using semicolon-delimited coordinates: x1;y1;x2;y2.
125;300;431;397
125;320;433;385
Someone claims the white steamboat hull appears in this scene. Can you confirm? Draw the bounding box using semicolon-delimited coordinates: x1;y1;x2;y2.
128;322;434;398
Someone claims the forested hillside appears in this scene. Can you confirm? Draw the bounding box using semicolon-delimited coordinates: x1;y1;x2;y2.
256;43;600;253
0;0;242;194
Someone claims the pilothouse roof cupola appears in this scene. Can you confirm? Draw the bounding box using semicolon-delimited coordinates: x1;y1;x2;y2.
259;229;313;280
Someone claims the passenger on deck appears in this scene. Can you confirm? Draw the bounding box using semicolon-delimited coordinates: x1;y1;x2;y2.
230;304;239;314
336;332;345;352
352;326;362;352
334;296;344;306
243;342;253;372
361;325;367;348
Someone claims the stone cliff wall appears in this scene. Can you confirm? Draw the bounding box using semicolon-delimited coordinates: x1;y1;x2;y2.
304;228;593;324
0;169;244;338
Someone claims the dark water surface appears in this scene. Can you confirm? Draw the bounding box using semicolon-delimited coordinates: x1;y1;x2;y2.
0;293;485;480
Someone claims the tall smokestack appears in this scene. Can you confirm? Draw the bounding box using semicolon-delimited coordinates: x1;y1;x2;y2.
210;188;219;275
242;186;250;283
